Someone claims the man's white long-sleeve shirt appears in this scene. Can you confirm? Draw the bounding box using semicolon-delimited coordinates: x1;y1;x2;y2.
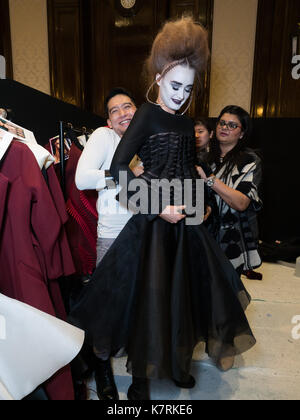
75;127;133;239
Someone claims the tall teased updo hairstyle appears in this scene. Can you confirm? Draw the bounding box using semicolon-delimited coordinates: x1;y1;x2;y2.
145;16;210;87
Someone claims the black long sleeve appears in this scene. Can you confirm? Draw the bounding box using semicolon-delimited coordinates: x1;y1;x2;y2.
110;104;157;219
110;104;152;185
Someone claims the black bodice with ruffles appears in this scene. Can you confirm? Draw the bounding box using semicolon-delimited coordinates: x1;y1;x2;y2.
110;103;201;212
138;131;199;181
111;102;199;183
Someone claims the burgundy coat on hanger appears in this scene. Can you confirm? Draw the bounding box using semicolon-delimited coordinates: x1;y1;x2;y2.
46;141;97;277
0;174;9;229
65;143;97;276
0;141;75;400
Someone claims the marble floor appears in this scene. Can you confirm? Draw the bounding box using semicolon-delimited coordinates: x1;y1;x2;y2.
87;262;300;401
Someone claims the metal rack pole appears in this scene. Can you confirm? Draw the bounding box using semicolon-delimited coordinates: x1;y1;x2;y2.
59;121;66;197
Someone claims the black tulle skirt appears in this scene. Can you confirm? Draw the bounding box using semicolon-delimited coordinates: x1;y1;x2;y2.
69;214;256;382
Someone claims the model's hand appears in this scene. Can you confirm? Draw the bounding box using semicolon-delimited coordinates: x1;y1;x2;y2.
132;165;144;177
159;205;186;224
203;205;212;221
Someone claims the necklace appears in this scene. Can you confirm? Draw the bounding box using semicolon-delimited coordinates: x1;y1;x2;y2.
155;100;175;115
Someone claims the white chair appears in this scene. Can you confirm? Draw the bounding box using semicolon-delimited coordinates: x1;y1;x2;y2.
0;294;85;400
0;55;6;79
295;256;300;278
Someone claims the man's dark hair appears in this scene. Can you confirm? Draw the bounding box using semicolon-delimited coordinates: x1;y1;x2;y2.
104;87;136;116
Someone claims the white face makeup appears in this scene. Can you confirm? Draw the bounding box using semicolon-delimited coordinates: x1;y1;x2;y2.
157;64;195;114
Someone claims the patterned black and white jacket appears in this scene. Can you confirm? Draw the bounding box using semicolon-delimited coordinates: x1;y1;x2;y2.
212;149;262;274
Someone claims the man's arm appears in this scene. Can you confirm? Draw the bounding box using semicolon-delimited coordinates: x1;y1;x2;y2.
75;127;111;191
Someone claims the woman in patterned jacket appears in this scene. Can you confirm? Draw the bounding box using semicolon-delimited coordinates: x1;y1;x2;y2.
196;105;262;277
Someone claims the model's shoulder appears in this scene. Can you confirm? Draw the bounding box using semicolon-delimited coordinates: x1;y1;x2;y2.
125;103;158;131
136;102;160;117
181;113;194;129
140;102;156;111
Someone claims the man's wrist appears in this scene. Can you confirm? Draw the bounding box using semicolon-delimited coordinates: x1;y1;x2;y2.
104;170;116;189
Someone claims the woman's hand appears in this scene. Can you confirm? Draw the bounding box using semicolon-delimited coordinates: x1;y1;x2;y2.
197;165;251;212
159;205;186;224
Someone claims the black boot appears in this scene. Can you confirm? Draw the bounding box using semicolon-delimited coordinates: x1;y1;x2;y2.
127;376;150;401
173;375;196;389
95;358;119;400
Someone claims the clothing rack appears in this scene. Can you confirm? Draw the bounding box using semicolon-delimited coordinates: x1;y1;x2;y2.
0;107;14;120
58;121;93;197
0;108;8;119
0;79;106;147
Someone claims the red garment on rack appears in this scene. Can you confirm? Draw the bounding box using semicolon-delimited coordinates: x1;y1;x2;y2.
65;143;97;276
0;141;75;400
0;174;9;229
46;141;98;276
46;164;77;280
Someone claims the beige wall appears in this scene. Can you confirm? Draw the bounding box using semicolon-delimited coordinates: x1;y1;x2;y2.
8;0;258;110
9;0;50;94
209;0;258;117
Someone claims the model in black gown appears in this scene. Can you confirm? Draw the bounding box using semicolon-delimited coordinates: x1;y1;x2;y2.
69;102;256;384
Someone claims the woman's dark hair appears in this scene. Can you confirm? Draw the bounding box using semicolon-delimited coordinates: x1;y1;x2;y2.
194;118;214;134
207;105;252;179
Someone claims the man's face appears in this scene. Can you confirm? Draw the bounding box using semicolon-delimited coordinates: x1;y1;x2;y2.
107;94;137;137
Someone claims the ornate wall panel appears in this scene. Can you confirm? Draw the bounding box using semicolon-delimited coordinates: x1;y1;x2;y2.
47;0;214;117
0;0;13;79
47;0;85;106
251;0;300;118
209;0;258;117
9;0;50;94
